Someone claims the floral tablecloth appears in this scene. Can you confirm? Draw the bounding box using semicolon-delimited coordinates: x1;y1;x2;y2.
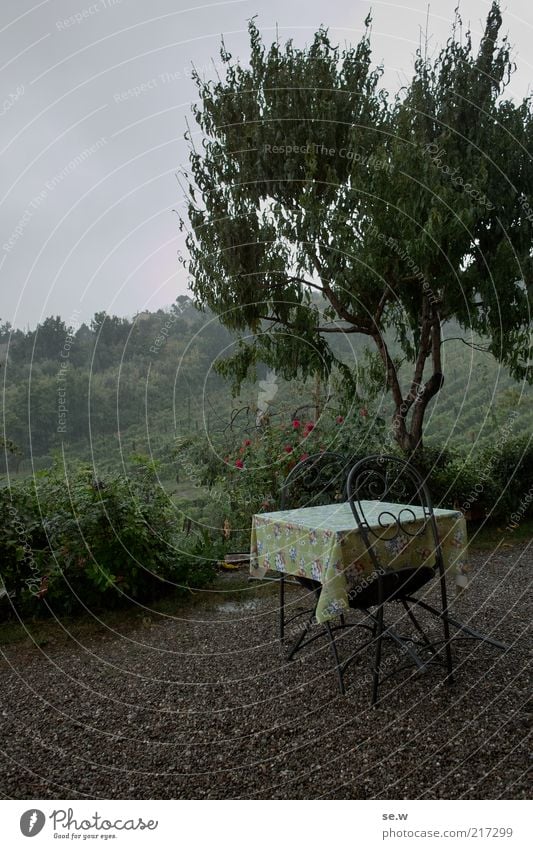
250;501;469;623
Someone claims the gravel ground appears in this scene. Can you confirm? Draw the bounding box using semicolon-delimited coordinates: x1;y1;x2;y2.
0;542;531;800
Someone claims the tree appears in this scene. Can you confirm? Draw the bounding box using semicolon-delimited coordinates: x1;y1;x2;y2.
34;316;69;360
90;312;131;369
179;3;533;453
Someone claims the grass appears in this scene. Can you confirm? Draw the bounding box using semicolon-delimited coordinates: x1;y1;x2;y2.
467;517;533;551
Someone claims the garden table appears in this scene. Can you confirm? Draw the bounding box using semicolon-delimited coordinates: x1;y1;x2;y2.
250;501;469;623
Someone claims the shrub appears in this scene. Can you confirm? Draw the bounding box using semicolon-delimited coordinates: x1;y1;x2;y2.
0;459;216;618
425;453;490;513
180;407;389;548
481;435;533;522
421;437;533;523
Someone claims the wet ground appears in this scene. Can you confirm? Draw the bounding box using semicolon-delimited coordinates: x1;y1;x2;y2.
0;544;531;799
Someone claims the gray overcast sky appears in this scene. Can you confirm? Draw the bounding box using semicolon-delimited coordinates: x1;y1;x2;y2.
1;0;532;329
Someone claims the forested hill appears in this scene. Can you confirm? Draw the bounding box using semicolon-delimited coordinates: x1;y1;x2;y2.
1;298;235;469
1;301;531;475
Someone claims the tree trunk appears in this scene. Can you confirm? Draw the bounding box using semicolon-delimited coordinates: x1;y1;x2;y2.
379;302;444;457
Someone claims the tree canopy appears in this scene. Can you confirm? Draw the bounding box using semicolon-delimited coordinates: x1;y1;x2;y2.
180;2;533;452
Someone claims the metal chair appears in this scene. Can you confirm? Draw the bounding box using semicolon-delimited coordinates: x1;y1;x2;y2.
345;454;508;704
344;454;454;703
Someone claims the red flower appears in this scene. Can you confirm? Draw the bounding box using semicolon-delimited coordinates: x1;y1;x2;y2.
360;407;368;418
305;421;315;432
243;439;252;447
300;452;309;461
235;459;244;469
284;445;293;453
336;415;344;424
292;419;301;429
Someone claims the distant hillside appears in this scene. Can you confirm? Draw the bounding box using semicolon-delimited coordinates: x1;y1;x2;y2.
1;304;531;478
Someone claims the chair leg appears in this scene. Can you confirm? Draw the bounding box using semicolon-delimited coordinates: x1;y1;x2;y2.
372;604;385;706
409;598;509;652
442;607;454;683
286;608;316;660
401;599;438;656
437;565;454;683
324;621;345;695
279;575;285;645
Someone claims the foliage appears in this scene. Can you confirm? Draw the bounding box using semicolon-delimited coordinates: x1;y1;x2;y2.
181;4;533;453
422;452;493;512
0;436;20;457
0;459;216;618
421;436;533;522
481;435;533;520
181;407;389;547
0;298;235;465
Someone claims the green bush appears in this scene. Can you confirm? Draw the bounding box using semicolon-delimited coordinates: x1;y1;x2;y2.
178;408;389;548
422;437;533;523
0;459;217;618
480;435;533;522
421;451;487;511
176;424;533;550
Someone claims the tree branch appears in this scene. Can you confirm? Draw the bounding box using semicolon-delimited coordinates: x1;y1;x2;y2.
409;306;444;450
373;276;396;327
372;332;404;411
284;276;324;294
431;310;442;373
311;254;370;329
405;296;432;413
441;336;491;353
256;315;372;335
318;324;373;334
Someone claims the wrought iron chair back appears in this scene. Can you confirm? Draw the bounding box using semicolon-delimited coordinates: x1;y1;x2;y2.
280;451;351;511
346;454;445;578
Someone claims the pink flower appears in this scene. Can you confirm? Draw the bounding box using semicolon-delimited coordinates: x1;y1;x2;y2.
284;445;293;453
292;419;301;429
235;459;244;469
336;415;344;424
